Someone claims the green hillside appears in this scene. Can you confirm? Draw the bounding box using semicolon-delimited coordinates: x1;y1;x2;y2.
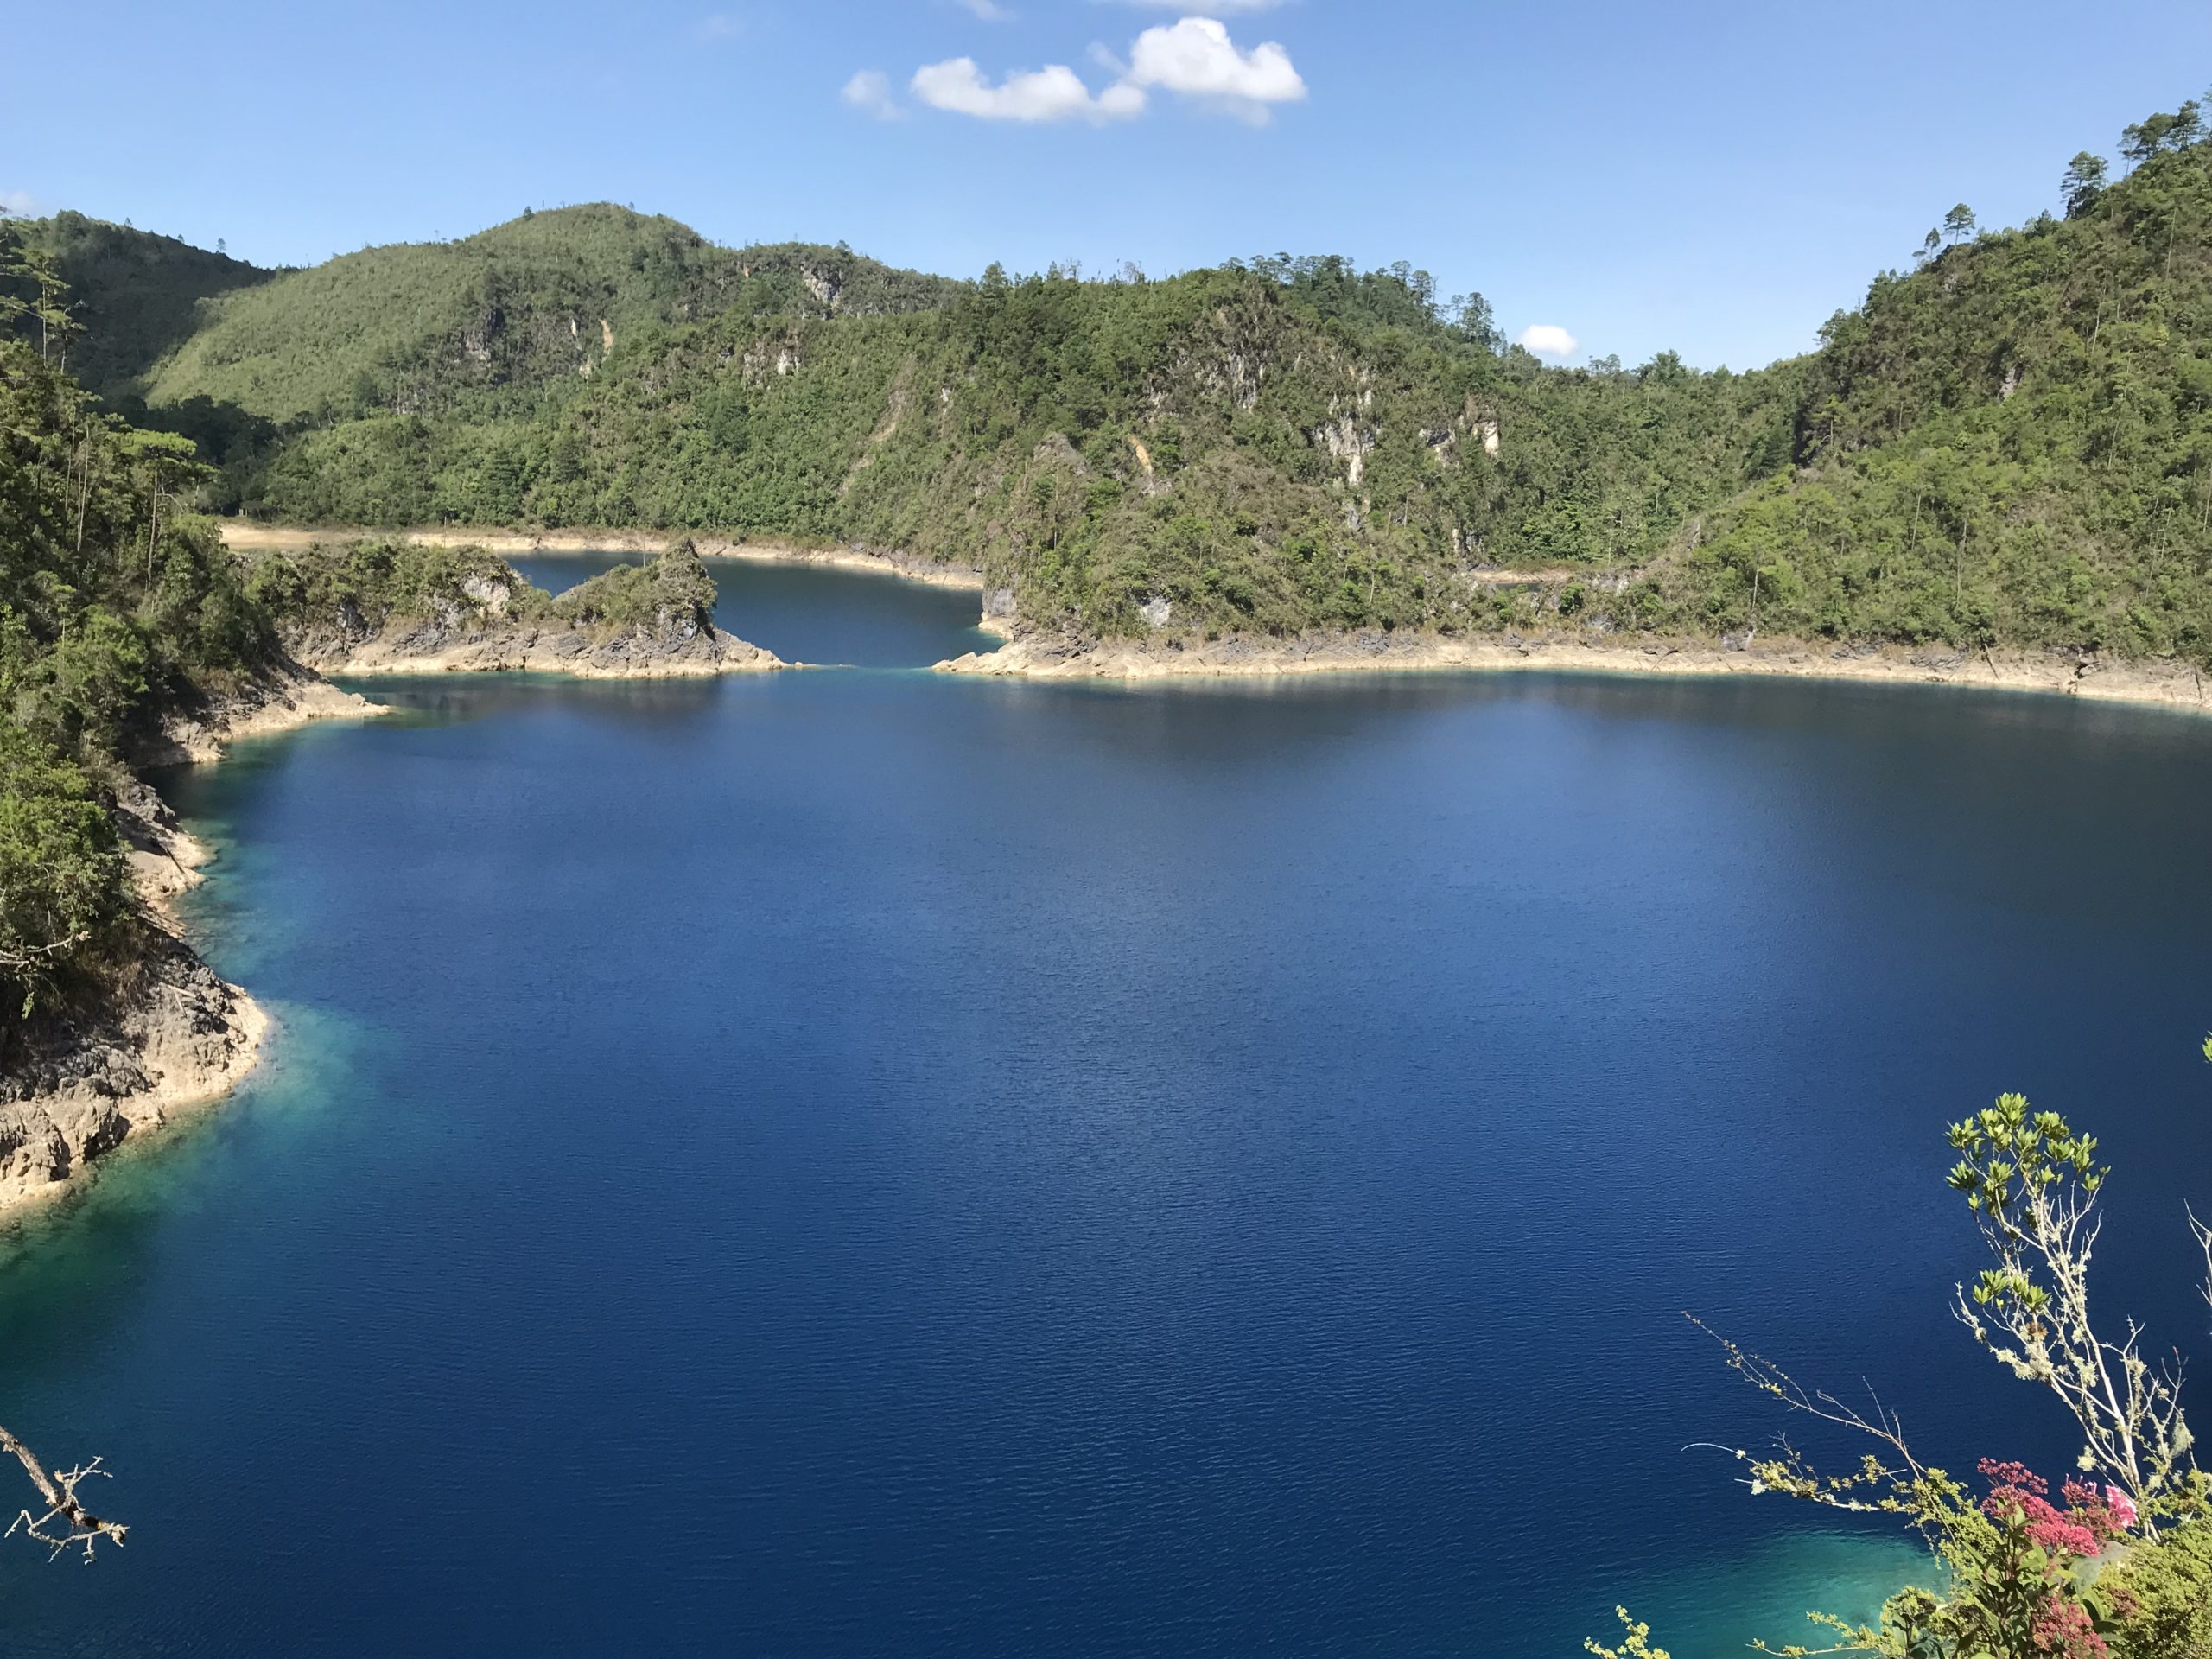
1657;126;2212;659
195;251;1796;638
137;205;961;426
7;209;270;402
48;87;2212;666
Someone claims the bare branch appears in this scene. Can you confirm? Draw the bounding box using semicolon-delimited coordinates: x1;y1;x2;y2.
0;1424;126;1562
1686;1313;1924;1477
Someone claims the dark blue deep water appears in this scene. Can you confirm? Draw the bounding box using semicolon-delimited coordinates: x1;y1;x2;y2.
506;550;998;667
3;562;2211;1656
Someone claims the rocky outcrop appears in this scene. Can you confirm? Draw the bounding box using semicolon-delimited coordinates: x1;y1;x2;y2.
140;668;385;766
0;929;264;1217
263;542;788;678
292;612;782;678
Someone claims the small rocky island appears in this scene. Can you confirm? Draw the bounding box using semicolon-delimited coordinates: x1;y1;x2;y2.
252;537;785;677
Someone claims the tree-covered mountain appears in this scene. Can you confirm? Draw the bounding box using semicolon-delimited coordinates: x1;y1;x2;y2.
1656;111;2212;661
134;205;960;427
13;90;2212;666
8;209;271;404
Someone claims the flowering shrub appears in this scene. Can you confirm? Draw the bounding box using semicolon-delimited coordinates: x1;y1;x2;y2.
1980;1460;2130;1561
1600;1035;2212;1658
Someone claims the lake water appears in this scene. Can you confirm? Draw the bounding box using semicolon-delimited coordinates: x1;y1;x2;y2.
3;558;2210;1656
505;550;999;668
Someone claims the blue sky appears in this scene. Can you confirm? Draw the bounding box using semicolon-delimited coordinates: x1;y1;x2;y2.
5;0;2208;369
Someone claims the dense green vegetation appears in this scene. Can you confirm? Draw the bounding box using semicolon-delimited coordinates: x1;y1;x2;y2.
1663;120;2212;660
6;209;270;404
238;533;719;644
183;254;1798;638
17;93;2206;664
136;207;955;425
0;232;284;1041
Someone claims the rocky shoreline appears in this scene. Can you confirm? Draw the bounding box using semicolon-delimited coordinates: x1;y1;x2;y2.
289;617;783;679
937;629;2212;715
0;933;268;1219
0;679;385;1222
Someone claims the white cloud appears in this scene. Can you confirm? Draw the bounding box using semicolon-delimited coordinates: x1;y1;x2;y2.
903;17;1303;126
694;11;741;41
0;189;33;217
1517;324;1580;359
912;57;1145;123
953;0;1014;17
842;70;902;119
1123;16;1304;121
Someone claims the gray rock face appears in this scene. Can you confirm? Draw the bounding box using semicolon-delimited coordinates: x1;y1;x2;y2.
0;931;256;1211
290;614;780;678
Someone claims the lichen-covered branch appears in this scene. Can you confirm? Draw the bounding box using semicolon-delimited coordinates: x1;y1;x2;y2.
1946;1094;2192;1523
0;1423;126;1561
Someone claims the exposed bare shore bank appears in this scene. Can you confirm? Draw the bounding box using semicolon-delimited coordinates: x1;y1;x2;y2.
143;671;389;766
297;626;784;679
0;953;269;1221
938;631;2212;715
217;521;987;593
1;680;387;1222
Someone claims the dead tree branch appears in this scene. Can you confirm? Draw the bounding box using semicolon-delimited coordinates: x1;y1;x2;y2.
0;1423;126;1562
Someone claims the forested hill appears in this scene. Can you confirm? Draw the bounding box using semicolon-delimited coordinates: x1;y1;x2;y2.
1672;119;2212;660
14;89;2212;664
10;210;271;404
131;205;961;427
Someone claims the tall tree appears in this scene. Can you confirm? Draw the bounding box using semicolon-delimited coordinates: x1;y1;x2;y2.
2061;151;2109;217
2121;100;2202;162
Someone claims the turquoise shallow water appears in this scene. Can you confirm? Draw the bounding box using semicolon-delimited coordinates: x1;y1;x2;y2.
3;568;2209;1655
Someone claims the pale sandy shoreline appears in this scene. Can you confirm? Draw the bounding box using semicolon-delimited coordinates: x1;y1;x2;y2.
217;521;988;593
937;632;2212;715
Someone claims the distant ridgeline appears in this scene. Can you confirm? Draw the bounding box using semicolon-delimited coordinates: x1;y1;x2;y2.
10;91;2212;661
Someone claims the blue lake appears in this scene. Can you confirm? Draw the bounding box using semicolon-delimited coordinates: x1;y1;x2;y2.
505;549;998;668
3;558;2210;1655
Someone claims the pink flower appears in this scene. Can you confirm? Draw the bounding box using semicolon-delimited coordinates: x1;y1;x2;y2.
1984;1462;2111;1560
2031;1593;2107;1657
2027;1514;2104;1557
1980;1459;2049;1495
2057;1478;2135;1546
